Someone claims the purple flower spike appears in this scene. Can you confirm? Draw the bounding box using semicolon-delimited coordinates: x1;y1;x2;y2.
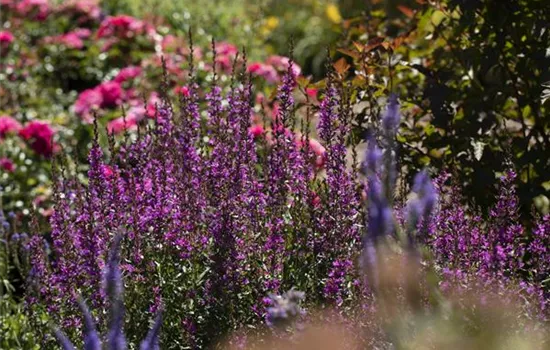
364;140;383;176
54;329;76;350
105;233;127;350
140;311;163;350
413;171;437;217
407;170;438;247
77;298;101;350
381;93;400;134
366;176;392;241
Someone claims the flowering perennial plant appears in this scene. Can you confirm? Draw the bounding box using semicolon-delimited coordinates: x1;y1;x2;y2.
26;58;362;347
24;60;550;347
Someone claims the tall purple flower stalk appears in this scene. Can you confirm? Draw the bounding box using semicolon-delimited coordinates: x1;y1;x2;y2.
317;81;360;302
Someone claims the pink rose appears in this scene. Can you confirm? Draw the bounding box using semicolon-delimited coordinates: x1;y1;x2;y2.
306;88;318;99
146;92;161;118
248;124;264;138
266;55;301;77
60;32;84;49
59;0;101;22
101;164;114;178
19;121;57;157
15;0;49;20
74;88;103;122
0;31;14;44
114;66;142;83
175;86;190;97
247;62;279;83
73;28;92;38
0;115;22;138
309;138;326;168
217;42;238;56
107;115;138;134
0;158;15;172
99;81;123;108
97;15;145;39
215;55;232;73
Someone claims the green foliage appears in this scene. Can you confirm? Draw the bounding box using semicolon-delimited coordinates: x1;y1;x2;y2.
338;0;550;214
0;295;41;350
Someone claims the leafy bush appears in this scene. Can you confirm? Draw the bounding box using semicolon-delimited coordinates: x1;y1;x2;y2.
335;0;550;214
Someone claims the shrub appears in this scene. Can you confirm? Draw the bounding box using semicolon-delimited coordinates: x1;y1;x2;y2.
335;0;550;215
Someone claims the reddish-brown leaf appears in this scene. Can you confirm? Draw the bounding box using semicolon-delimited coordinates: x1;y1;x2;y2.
333;58;350;75
337;48;360;60
365;37;384;52
397;5;415;18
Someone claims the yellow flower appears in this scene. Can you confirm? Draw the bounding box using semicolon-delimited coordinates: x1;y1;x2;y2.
265;16;279;30
326;3;342;24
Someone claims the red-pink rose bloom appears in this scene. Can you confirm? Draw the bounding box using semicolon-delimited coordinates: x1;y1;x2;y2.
295;136;326;168
161;34;180;52
248;124;265;138
99;81;123;108
0;31;14;44
308;138;326;168
0;158;16;172
215;55;232;73
0;115;22;138
73;28;92;38
74;88;103;122
97;15;145;39
306;88;318;99
107;115;138;134
53;28;92;49
114;66;142;83
101;164;114;178
19;121;57;157
217;42;238;56
247;62;279;83
44;28;92;49
175;86;190;97
266;55;301;77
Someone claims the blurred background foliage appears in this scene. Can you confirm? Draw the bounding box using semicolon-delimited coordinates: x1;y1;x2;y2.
332;0;550;216
99;0;342;78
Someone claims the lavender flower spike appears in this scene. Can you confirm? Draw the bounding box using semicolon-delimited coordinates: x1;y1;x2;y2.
54;329;77;350
381;93;400;134
106;233;127;350
364;140;383;176
406;170;438;247
78;298;101;350
140;311;163;350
